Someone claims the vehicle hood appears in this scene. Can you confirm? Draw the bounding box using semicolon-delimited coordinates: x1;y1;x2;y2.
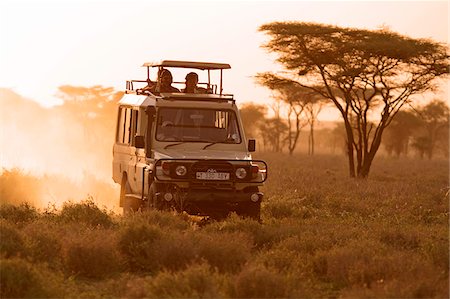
154;148;251;160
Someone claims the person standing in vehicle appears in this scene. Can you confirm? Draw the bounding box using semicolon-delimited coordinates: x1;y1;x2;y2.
182;72;207;93
152;69;180;93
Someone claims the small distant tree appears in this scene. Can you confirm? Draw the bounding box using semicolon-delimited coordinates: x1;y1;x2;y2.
259;118;288;152
259;22;449;177
257;76;326;155
383;110;421;157
239;103;267;138
413;99;449;159
56;85;123;141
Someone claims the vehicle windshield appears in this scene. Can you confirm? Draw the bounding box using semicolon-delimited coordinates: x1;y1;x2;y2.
156;108;241;144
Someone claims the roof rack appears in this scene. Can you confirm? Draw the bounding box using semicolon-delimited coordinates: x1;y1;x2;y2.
160;93;235;104
142;60;231;70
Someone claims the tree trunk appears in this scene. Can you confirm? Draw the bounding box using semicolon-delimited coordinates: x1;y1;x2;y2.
358;125;386;178
310;121;315;156
343;119;356;177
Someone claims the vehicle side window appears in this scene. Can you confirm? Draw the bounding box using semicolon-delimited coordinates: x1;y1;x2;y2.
131;110;139;146
117;107;126;143
117;107;133;145
124;108;132;144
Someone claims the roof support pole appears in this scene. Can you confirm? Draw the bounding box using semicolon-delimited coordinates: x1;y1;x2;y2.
220;69;223;95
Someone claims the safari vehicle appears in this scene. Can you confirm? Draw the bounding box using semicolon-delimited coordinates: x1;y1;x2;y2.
112;60;267;219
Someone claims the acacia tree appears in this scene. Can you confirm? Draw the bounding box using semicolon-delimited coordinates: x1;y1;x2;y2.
257;76;324;155
259;22;449;178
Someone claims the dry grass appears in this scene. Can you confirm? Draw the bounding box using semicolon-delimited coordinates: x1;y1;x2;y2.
0;153;448;298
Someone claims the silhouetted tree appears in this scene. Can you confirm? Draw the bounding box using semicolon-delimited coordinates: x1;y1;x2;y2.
413;99;449;159
259;117;288;152
256;76;322;155
239;103;267;139
259;22;449;177
383;110;421;157
56;85;123;142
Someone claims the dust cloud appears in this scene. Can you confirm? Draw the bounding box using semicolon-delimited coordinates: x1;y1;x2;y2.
0;88;121;212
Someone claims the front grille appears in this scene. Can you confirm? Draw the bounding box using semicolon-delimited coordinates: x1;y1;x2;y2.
191;161;233;177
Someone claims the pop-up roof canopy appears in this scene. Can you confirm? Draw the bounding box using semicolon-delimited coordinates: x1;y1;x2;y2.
137;60;232;96
142;60;231;70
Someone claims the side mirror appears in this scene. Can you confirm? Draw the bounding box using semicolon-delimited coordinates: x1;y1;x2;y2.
135;135;145;149
248;139;256;152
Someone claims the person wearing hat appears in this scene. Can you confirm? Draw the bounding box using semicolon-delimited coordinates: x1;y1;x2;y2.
151;69;180;93
182;72;207;94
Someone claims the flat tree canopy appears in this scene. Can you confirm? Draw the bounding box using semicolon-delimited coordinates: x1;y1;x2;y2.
259;22;449;177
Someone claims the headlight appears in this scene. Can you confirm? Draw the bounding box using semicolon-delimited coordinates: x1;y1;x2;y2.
175;165;187;176
235;167;247;179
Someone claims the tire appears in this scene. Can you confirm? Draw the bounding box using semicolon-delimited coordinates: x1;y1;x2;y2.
237;201;261;221
120;174;140;215
148;182;169;211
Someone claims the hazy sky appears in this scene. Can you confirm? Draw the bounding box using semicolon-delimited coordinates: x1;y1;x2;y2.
0;0;448;119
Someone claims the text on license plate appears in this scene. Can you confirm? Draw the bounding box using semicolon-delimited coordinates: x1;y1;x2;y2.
196;172;230;180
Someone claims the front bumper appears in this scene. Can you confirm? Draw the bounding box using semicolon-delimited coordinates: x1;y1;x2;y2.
184;189;264;203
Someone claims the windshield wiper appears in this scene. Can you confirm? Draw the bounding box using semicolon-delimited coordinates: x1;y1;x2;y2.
164;142;185;149
202;140;234;150
202;142;219;150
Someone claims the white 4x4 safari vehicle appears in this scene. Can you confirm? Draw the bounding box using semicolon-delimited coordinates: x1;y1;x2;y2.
112;60;267;219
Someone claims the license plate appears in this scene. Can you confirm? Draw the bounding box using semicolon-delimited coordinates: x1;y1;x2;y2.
196;172;230;180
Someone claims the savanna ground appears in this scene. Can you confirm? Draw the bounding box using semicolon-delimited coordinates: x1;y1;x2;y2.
1;153;449;298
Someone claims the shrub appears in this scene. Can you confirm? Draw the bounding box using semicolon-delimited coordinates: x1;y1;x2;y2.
64;230;121;279
0;258;51;298
118;221;163;272
254;247;301;273
0;203;39;224
0;221;26;258
58;199;114;228
204;214;299;249
195;232;252;273
128;209;190;230
147;231;198;272
26;229;62;264
232;265;289;298
146;263;224;298
312;240;388;287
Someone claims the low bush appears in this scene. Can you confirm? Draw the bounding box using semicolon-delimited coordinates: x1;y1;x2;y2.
194;231;252;273
0;203;39;224
57;199;114;228
254;247;302;273
126;209;190;230
118;220;163;272
0;258;53;298
0;221;26;258
26;230;62;265
64;230;121;279
232;264;289;298
146;263;224;298
205;214;301;249
150;231;198;272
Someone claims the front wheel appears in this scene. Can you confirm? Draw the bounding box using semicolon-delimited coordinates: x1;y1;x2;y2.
236;201;261;221
147;182;171;211
121;175;140;215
